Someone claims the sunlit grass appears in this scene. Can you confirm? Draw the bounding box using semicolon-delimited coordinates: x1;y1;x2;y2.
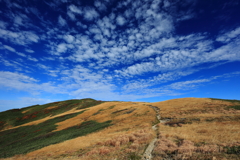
0;98;103;131
0;110;111;158
152;98;240;159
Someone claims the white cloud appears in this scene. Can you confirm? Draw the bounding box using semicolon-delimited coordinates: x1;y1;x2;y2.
163;0;170;8
96;16;116;32
66;4;83;21
28;56;38;62
58;15;67;26
122;70;196;92
88;25;102;35
216;27;240;43
14;16;23;26
37;64;49;70
83;7;99;21
177;14;195;21
67;11;76;21
0;20;7;29
25;49;34;53
164;72;240;92
116;62;156;77
69;4;82;14
0;29;39;45
3;45;16;52
57;43;68;53
0;0;239;104
94;1;107;11
26;32;39;43
112;31;240;78
116;15;126;26
16;52;27;57
0;71;64;94
76;22;87;29
63;35;75;43
0;71;38;84
168;79;211;90
124;9;133;18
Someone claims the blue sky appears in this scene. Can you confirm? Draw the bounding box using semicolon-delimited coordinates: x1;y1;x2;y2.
0;0;240;112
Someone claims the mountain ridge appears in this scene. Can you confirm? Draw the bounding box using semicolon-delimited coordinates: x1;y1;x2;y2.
0;97;240;160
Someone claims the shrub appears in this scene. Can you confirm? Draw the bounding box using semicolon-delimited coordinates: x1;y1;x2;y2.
108;105;115;109
224;146;240;154
127;152;141;160
165;119;187;127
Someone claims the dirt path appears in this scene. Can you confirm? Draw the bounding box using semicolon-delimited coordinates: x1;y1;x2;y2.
142;105;161;160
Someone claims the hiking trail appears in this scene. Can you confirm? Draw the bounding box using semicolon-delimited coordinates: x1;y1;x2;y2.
142;105;161;160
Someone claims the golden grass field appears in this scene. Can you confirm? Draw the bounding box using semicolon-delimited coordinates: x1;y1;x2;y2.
152;98;240;160
3;101;156;160
1;98;240;160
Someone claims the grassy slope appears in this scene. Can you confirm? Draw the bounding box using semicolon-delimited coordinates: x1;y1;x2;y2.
0;111;111;158
23;101;155;160
0;98;110;158
0;98;103;131
210;98;240;110
152;98;240;159
0;98;239;160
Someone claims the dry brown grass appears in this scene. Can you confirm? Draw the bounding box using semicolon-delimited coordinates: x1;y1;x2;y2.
153;98;240;144
81;129;154;160
21;105;57;114
45;105;59;110
2;107;81;132
152;98;239;118
3;98;240;160
6;101;156;160
159;121;240;144
152;98;240;160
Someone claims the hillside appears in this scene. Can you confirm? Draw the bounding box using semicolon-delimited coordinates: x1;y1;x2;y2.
0;98;239;160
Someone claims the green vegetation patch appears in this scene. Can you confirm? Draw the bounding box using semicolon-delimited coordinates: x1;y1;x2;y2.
210;98;240;110
224;146;240;154
210;98;240;104
0;109;23;130
0;110;112;158
93;109;105;115
0;98;104;130
229;105;240;110
111;109;128;114
204;115;240;122
127;152;141;160
108;105;115;109
111;108;136;115
93;106;116;115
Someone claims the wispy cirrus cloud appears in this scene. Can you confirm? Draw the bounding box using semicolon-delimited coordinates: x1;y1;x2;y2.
0;0;239;109
0;29;39;45
3;45;16;52
25;49;34;53
0;71;64;94
216;26;240;43
0;43;39;62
